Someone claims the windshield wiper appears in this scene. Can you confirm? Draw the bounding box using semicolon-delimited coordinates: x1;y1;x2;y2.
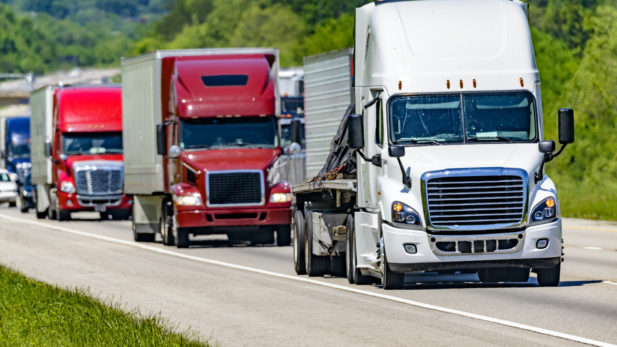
467;136;513;143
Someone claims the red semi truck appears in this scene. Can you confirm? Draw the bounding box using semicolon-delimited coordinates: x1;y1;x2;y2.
122;49;292;248
30;85;132;220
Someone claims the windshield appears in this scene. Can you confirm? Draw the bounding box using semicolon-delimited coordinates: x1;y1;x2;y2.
9;143;30;158
389;92;537;145
180;117;278;150
280;122;305;149
281;97;304;114
62;132;123;155
0;173;11;182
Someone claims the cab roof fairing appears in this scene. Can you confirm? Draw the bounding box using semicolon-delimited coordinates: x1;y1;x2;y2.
54;86;123;133
358;0;539;94
171;55;277;119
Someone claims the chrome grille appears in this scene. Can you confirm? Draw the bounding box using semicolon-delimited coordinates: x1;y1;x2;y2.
424;170;526;229
73;161;123;196
207;170;264;206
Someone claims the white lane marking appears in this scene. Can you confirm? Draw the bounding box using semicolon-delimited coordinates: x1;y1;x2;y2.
584;247;604;251
1;213;615;347
603;281;617;286
564;226;617;233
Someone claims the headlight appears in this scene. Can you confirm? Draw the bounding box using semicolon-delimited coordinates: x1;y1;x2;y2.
392;201;421;225
530;197;556;224
174;193;202;206
60;181;75;194
270;192;292;203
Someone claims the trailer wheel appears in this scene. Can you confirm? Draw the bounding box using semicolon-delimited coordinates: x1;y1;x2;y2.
382;253;404;290
276;225;291;246
304;208;328;276
57;209;71;221
331;256;346;277
36;208;46;219
536;263;560;287
293;210;306;275
346;215;372;285
160;202;174;246
8;201;16;208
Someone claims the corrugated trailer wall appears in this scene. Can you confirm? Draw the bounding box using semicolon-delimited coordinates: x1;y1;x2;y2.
29;86;53;186
121;54;164;195
303;49;353;179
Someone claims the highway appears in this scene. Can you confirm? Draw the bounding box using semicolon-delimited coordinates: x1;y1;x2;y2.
0;207;615;346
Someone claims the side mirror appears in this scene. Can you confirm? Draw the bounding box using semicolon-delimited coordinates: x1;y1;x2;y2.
168;145;181;159
59;154;68;161
347;113;364;150
388;145;405;158
45;141;52;157
290;119;302;145
156;124;167;156
538;140;555;154
558;108;575;145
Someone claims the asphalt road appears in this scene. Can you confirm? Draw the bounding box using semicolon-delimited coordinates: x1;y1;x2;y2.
0;207;615;346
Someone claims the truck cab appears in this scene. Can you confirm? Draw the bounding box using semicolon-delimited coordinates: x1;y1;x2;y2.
123;49;292;248
293;0;574;289
33;85;132;220
2;116;33;211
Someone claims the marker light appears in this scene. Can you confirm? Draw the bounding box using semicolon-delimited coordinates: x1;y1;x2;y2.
404;244;418;254
536;238;549;249
393;202;403;212
391;201;421;226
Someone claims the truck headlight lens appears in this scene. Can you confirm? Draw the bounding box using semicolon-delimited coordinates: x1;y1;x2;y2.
530;197;556;224
270;192;292;203
392;201;421;225
175;193;202;206
60;181;75;194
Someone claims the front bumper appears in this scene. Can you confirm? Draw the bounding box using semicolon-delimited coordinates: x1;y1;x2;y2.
175;206;291;231
0;191;17;202
57;191;133;211
383;219;562;272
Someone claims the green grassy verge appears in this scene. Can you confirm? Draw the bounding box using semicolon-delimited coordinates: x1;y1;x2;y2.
0;266;207;346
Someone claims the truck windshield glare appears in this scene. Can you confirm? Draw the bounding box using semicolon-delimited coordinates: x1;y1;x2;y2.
389;92;537;145
62;132;123;155
180;117;278;150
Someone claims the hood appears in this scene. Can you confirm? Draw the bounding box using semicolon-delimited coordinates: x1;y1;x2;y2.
64;154;123;169
403;143;543;178
181;148;280;173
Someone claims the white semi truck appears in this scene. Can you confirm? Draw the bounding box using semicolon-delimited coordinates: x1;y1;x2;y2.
291;0;575;289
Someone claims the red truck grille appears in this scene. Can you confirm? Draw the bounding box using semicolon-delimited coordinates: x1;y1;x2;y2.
206;171;264;206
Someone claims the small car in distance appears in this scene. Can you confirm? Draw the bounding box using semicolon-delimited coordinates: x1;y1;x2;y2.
0;169;18;207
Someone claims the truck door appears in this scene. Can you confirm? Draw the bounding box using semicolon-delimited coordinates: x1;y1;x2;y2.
359;89;386;210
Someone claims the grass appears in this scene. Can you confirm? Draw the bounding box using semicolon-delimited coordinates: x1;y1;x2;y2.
0;266;208;346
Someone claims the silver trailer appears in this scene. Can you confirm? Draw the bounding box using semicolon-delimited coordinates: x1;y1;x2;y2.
30;86;54;218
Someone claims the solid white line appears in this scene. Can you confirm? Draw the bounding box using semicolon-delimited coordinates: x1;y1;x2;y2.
603;281;617;287
584;247;604;251
2;213;615;347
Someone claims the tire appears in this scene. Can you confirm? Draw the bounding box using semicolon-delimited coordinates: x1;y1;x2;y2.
8;201;16;208
536;263;560;287
346;215;372;285
132;219;155;242
100;212;110;220
110;210;131;220
175;228;190;248
276;225;291;246
20;204;29;213
293;210;306;275
57;209;71;221
382;253;404;290
304;208;329;276
160;202;174;246
36;209;46;219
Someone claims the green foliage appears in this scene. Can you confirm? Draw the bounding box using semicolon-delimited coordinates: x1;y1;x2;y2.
0;266;207;346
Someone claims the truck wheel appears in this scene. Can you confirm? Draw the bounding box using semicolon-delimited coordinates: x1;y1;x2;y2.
175;228;190;248
304;209;329;276
382;253;404;290
57;209;71;221
346;215;372;285
20;201;29;213
250;231;275;245
160;205;174;246
132;219;155;242
276;225;291;246
36;210;46;219
293;210;306;275
331;256;346;277
8;201;16;208
536;263;560;287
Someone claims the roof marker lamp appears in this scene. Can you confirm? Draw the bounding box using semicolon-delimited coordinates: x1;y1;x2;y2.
392;201;421;226
531;197;556;224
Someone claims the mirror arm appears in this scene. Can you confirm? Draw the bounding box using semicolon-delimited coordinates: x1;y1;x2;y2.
535;144;568;183
396;157;411;188
548;144;568;162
